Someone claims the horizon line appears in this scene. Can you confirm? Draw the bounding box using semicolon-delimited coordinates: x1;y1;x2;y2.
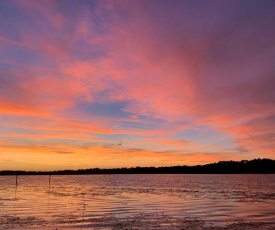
1;158;274;174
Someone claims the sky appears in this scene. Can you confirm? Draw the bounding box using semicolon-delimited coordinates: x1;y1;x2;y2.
0;0;275;171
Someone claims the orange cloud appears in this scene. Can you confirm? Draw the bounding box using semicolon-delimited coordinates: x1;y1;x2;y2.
0;99;46;115
0;140;254;171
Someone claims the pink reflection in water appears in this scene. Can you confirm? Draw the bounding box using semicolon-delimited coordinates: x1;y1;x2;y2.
0;174;275;229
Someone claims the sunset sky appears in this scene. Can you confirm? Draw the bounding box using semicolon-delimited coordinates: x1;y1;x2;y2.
1;0;275;170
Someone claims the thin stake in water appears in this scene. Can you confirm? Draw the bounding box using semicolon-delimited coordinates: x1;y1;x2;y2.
47;174;51;209
15;175;18;187
82;193;86;219
49;174;51;190
14;175;18;201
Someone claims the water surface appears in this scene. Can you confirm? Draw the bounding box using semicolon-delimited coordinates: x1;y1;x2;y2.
0;174;274;229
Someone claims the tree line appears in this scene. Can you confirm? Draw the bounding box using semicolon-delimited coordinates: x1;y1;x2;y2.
0;158;274;175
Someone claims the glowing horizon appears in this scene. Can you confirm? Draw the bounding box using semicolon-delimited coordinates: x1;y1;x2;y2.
1;0;275;170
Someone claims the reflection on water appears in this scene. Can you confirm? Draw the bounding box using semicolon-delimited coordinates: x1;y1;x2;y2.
0;174;275;229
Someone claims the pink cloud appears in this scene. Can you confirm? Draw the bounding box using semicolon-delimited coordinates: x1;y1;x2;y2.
148;137;191;147
1;0;275;170
17;0;64;28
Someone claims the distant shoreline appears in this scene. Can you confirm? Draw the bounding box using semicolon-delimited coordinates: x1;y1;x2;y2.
1;158;275;175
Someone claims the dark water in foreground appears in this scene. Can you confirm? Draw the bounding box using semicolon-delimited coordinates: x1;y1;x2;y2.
0;174;275;229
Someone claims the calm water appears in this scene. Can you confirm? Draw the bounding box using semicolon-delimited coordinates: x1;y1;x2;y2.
0;174;275;229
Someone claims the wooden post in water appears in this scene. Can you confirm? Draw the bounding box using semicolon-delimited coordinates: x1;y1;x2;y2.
15;175;18;187
49;174;51;190
82;193;86;219
47;174;51;208
14;174;18;199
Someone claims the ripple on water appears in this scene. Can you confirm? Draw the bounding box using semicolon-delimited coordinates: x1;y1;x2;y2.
1;213;275;230
0;174;275;229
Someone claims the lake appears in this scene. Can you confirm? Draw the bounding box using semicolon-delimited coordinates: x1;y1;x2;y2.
0;174;275;229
